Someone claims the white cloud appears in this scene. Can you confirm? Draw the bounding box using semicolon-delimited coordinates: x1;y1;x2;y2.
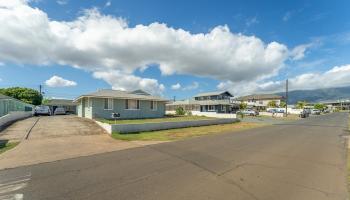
0;0;295;86
45;75;77;87
93;70;165;96
171;83;181;90
283;12;292;22
218;64;350;96
0;78;2;82
290;43;313;60
182;82;199;91
56;0;68;5
245;17;259;27
104;1;111;7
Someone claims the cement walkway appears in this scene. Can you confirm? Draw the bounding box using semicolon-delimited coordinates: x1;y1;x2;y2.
0;115;163;169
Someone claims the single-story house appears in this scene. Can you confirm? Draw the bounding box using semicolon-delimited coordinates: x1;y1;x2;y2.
74;89;168;119
43;99;77;114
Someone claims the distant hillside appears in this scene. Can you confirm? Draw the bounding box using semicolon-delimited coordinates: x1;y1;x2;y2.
275;86;350;104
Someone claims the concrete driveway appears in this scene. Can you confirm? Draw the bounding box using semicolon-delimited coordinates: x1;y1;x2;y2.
0;115;161;169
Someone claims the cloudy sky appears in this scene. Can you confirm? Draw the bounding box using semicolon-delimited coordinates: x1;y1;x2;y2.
0;0;350;99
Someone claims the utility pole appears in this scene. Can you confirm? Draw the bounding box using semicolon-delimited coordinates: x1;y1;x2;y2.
173;96;176;102
39;84;42;95
285;79;288;117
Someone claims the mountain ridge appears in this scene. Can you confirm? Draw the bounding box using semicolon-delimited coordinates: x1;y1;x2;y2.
275;86;350;104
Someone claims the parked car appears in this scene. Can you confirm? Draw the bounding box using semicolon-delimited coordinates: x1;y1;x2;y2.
299;110;309;118
311;109;321;115
54;107;66;115
240;109;259;116
34;105;51;116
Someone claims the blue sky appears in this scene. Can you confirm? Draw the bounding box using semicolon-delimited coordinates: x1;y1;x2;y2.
0;0;350;100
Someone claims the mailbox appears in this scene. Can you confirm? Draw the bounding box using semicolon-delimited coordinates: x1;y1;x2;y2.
111;112;120;119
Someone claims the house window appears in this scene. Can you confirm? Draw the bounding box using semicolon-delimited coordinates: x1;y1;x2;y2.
208;105;215;111
125;99;140;110
150;101;157;110
104;98;113;110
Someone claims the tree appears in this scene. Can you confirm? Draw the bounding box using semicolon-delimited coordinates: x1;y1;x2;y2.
279;101;286;108
0;87;42;105
239;102;247;110
314;103;326;110
296;101;307;109
267;101;277;108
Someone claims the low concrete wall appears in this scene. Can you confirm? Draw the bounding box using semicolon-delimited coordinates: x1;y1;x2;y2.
96;118;238;134
0;111;33;130
192;111;236;119
165;111;236;119
259;112;284;117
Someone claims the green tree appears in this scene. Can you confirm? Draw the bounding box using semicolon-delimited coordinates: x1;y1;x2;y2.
175;107;186;115
267;100;277;108
314;103;326;110
239;102;247;110
296;101;307;109
0;87;42;105
279;101;286;108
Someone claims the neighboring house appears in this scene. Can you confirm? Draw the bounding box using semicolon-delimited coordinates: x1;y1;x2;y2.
43;99;78;114
320;99;350;110
166;91;239;113
74;89;168;119
235;94;284;110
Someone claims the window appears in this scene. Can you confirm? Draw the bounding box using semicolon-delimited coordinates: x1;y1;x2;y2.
208;105;215;111
150;101;157;110
104;98;113;110
125;99;140;110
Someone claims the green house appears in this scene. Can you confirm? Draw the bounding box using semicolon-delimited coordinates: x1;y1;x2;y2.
74;89;168;120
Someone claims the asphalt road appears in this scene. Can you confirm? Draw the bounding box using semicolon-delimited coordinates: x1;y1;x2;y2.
0;113;348;200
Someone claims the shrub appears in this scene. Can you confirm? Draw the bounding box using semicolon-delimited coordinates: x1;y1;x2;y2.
186;111;193;116
175;107;186;115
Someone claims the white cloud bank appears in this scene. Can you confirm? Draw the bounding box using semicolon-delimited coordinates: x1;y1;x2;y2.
45;75;77;87
218;64;350;96
1;0;342;96
0;0;301;94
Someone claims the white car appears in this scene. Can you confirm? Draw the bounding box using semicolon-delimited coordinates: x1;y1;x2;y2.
311;109;321;115
34;105;51;116
240;109;259;116
54;107;66;115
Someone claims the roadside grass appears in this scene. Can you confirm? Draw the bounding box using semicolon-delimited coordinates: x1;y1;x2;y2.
111;122;266;141
0;142;19;154
99;115;213;125
238;114;300;122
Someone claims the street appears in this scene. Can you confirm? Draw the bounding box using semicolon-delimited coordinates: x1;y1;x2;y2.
0;112;348;200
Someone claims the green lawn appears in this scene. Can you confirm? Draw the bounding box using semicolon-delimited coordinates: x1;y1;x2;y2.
99;115;214;124
0;142;19;154
111;122;266;141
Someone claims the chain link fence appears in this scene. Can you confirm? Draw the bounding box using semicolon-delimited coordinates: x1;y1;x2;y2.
0;94;34;117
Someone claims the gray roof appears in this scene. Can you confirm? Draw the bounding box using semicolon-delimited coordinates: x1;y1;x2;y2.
194;91;233;97
166;99;234;106
235;94;283;101
0;94;12;99
44;99;77;106
75;89;168;102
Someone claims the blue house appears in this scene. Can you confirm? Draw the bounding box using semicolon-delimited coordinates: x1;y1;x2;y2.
75;89;168;119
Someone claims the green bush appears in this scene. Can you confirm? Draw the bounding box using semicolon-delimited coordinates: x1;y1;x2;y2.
175;107;186;115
